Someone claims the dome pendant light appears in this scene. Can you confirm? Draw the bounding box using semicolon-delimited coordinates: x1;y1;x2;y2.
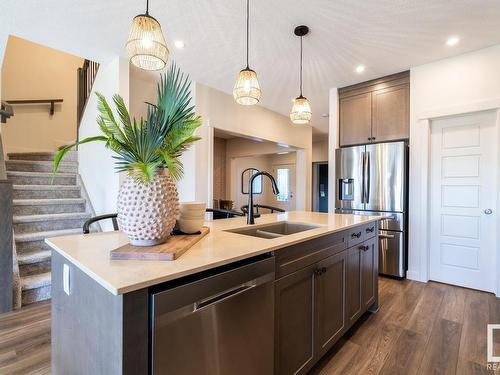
126;0;169;71
290;25;312;125
233;0;261;105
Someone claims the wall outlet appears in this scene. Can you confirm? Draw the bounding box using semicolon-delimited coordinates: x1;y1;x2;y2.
63;264;71;295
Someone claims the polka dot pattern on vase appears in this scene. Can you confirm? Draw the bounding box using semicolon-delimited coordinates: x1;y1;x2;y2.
117;169;179;246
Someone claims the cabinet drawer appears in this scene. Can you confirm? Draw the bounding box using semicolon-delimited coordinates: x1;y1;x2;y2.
364;222;377;239
275;232;346;278
346;227;364;248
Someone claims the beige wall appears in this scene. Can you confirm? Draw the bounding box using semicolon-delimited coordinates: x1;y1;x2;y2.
230;155;273;211
127;73;313;210
1;36;83;154
129;65;159;119
225;135;298;212
195;83;313;211
213;137;227;201
312;140;328;162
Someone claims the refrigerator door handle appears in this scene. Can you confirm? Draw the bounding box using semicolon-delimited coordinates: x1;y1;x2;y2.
364;151;370;204
361;151;366;204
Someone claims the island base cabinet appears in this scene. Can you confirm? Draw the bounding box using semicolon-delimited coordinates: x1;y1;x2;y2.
362;236;378;311
275;226;379;375
315;252;347;359
275;265;315;375
274;253;348;375
346;246;363;328
51;251;149;375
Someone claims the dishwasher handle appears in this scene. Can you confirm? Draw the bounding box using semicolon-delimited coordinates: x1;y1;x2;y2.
194;281;257;311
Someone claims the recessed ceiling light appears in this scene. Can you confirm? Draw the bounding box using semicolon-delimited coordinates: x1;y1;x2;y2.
174;40;186;49
446;36;459;46
356;65;365;73
321;113;329;118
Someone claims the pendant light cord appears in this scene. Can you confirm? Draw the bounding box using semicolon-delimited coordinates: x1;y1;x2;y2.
299;36;303;97
145;0;149;15
246;0;250;69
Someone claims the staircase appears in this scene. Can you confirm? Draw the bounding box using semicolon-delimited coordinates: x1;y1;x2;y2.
6;151;91;306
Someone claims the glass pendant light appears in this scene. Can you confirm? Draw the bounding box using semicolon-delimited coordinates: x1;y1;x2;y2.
290;25;312;124
126;0;169;71
233;0;261;105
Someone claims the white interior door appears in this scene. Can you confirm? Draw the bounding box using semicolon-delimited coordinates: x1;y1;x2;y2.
429;110;498;292
273;164;296;211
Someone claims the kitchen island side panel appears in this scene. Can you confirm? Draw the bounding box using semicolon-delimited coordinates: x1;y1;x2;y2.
51;250;148;375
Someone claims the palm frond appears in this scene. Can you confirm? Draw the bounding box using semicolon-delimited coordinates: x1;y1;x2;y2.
52;136;108;177
53;63;201;184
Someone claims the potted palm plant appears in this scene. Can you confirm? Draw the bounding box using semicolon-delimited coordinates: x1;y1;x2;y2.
54;64;201;246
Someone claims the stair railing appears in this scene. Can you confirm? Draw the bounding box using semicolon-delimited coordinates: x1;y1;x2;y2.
77;59;99;131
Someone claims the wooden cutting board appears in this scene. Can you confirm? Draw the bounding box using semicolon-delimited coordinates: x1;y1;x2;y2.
110;227;210;261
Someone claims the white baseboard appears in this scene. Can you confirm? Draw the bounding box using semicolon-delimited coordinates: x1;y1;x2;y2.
406;270;426;283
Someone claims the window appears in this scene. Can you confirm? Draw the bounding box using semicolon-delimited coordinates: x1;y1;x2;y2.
276;168;289;202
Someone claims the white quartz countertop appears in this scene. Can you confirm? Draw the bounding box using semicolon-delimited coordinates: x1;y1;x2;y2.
45;211;382;295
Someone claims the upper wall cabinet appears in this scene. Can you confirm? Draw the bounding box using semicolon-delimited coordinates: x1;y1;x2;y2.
339;92;372;147
339;71;410;147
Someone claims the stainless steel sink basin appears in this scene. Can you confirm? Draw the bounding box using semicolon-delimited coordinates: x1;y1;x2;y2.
225;221;321;239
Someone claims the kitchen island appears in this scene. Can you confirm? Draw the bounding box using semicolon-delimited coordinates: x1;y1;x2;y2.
46;211;382;375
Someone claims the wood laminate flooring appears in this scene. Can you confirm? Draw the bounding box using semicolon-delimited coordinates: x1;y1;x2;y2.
0;278;499;374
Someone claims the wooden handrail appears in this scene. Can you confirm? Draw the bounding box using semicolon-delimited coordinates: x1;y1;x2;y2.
5;99;63;115
0;101;13;124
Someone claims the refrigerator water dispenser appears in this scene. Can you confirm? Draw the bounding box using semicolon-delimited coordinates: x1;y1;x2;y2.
338;178;354;200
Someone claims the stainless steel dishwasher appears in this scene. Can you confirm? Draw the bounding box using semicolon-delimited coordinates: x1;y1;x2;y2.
151;254;275;375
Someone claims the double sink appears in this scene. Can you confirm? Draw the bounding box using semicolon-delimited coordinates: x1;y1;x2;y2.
225;221;321;239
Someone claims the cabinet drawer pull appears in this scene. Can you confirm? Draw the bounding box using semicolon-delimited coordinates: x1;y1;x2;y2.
358;245;369;251
351;232;362;239
366;227;375;233
314;267;328;276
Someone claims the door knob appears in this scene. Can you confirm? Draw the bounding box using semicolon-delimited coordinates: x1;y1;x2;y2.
484;209;493;215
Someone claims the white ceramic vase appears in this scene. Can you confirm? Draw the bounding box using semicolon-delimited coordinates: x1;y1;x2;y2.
117;168;179;246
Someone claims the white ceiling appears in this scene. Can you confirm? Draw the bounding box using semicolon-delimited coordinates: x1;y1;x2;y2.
2;0;500;134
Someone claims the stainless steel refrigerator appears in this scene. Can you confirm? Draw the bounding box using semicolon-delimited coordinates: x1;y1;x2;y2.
335;141;408;278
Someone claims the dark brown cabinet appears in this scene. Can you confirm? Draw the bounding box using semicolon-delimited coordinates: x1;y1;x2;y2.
339;92;372;147
339;71;410;147
346;246;362;327
372;84;409;142
315;252;347;358
275;265;315;375
361;236;377;310
275;224;379;375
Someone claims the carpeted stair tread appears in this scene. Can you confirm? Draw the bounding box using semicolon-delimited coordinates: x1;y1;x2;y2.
7;170;77;177
7;151;78;161
6;151;87;306
21;272;51;291
6;159;77;168
13;212;91;223
17;250;51;265
13;184;80;191
15;228;83;243
13;198;86;206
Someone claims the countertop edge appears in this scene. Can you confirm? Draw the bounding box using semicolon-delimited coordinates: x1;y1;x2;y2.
46;216;383;295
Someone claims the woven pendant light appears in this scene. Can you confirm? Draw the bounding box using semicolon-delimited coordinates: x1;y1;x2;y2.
233;0;261;105
290;25;312;124
126;0;169;71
